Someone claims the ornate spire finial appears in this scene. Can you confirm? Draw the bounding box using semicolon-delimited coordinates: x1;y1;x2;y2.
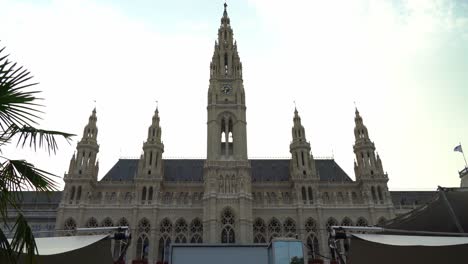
221;1;229;24
354;101;359;114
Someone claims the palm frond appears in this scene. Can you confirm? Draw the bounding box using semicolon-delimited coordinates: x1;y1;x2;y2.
1;124;74;154
8;159;59;191
10;213;38;263
0;159;58;224
0;225;16;264
0;47;41;130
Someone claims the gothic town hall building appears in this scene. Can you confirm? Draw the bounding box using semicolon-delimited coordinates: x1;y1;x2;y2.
58;5;398;263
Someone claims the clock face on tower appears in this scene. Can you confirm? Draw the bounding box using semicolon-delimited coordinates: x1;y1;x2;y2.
221;84;232;94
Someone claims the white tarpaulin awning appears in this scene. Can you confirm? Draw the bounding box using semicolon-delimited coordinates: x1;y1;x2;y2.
353;234;468;246
348;234;468;264
9;235;113;264
33;234;109;255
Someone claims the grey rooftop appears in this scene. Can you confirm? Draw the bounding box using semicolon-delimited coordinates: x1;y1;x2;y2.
101;158;353;182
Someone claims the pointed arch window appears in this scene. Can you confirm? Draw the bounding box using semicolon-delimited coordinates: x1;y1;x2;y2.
356;217;368;227
326;218;338;229
268;218;282;241
136;234;149;260
377;186;384;202
76;186;82;201
305;218;317;233
69;186;76;203
158;236;171;262
64;218;77;236
304;217;320;259
224;53;228;74
86;217;98;228
221;226;235;243
371;186;377;202
189;218;203;243
102;217;114;227
221;208;235;243
138;218;151;234
283;218;296;237
301;187;307;203
306;235;320;260
158;218;172;261
377;217;387;227
148;187;153;202
142;187;147;203
253;218;266;243
308;187;313;203
341;217;353;226
295;153;299;168
175;218;188;243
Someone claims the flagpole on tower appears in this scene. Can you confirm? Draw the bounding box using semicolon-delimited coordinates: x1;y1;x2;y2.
455;142;468;167
462;142;468;168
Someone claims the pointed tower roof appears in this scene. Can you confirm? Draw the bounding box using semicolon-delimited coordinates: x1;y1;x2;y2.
82;108;98;141
221;2;230;25
353;107;370;141
146;104;162;143
294;107;301;123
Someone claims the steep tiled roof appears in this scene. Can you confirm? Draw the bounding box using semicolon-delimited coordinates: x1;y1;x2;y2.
19;191;62;204
101;158;353;182
390;191;436;206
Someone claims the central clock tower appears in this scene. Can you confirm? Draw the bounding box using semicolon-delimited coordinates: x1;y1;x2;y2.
203;3;252;245
207;3;247;161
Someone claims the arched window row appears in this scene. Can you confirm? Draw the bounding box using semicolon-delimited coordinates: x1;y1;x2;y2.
326;217;369;228
251;191;292;205
253;217;297;242
68;185;83;204
371;186;385;204
301;186;314;204
218;174;237;193
154;217;202;262
80;217;130;229
161;192;204;205
141;186;154;204
320;191;363;205
86;191;134;205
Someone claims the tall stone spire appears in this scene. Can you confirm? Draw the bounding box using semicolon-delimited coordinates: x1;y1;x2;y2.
68;108;100;179
353;108;386;179
137;106;164;179
206;3;247;160
209;2;242;79
81;108;98;142
289;108;317;180
203;4;252;244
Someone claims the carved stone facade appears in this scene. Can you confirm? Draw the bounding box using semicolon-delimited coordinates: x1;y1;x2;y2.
56;4;398;263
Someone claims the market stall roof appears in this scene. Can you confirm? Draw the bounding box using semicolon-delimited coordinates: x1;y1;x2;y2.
12;235;113;264
348;233;468;264
384;187;468;233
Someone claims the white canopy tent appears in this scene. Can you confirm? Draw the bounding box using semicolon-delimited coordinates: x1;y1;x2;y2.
347;233;468;264
12;235;114;264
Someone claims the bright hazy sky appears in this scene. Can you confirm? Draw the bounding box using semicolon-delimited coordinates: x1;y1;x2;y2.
1;0;468;190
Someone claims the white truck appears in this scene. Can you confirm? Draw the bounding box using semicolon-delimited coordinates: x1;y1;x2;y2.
169;238;304;264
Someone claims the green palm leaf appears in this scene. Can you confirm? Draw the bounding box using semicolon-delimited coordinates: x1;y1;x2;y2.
0;227;15;263
10;214;38;263
0;43;74;263
1;124;74;154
